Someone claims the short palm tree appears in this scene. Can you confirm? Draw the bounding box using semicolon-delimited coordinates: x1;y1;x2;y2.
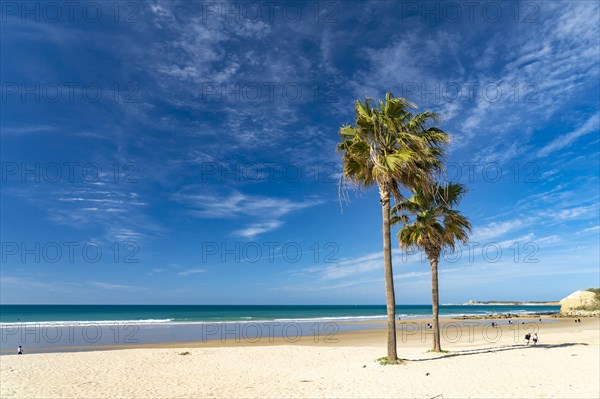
338;93;448;361
392;182;471;352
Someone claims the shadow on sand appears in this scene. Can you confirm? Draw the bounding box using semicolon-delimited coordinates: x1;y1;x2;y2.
405;342;588;362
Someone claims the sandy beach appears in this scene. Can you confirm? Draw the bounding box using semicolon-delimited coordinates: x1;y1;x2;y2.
3;1;599;398
1;317;598;398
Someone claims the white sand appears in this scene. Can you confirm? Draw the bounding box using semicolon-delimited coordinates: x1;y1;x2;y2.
1;319;598;398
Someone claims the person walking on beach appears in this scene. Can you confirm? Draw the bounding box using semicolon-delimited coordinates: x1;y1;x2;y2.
17;346;22;355
524;333;531;345
532;333;538;345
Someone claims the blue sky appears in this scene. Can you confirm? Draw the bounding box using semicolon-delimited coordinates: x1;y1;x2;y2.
1;0;599;304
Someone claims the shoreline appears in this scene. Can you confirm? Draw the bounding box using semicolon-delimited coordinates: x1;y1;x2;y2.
0;309;564;327
3;314;592;355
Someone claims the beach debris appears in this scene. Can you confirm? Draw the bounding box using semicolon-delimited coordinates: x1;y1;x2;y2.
426;372;430;376
178;351;191;356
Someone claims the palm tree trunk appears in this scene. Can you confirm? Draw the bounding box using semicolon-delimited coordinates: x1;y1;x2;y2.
430;257;442;352
380;188;398;361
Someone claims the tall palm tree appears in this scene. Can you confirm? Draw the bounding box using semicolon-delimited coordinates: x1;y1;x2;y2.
392;182;471;352
338;93;448;361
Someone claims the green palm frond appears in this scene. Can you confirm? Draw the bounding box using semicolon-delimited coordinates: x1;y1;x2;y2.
338;92;449;201
392;182;471;260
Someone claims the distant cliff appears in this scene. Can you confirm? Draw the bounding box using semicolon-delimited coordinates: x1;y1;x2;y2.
560;289;600;315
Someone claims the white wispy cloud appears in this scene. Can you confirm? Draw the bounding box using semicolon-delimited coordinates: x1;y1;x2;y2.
493;233;536;249
174;190;323;219
540;169;560;179
147;268;165;275
176;268;207;277
579;225;600;234
551;204;600;221
273;277;384;293
1;277;148;293
174;189;324;238
537;114;600;158
1;125;59;135
88;281;143;290
233;221;283;239
319;251;386;280
536;235;562;244
471;220;523;242
6;175;159;244
297;248;424;282
348;1;600;163
0;276;66;291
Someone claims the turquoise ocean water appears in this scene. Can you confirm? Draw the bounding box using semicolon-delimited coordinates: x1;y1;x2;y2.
0;304;560;324
0;305;559;354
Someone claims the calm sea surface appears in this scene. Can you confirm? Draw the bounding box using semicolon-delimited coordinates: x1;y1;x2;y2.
0;304;559;324
0;305;559;354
